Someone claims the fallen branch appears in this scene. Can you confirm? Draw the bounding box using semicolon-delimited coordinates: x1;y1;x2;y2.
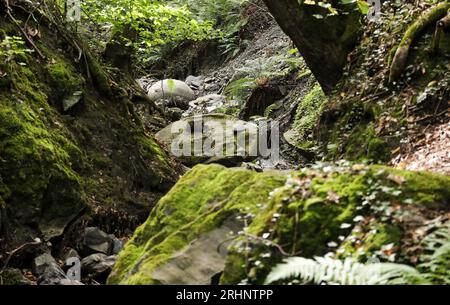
0;239;42;274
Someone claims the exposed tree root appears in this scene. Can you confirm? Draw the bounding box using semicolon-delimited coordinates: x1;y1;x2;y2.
389;2;450;82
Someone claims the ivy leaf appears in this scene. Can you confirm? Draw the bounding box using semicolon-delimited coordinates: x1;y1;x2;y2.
357;0;370;14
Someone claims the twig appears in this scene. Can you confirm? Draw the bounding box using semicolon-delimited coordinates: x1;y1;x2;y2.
216;232;296;257
0;239;42;273
5;0;46;59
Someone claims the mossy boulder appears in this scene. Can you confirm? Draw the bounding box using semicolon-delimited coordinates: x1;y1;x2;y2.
155;114;259;166
108;164;287;284
108;163;450;284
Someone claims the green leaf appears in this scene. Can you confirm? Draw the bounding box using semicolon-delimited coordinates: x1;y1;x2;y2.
357;0;370;14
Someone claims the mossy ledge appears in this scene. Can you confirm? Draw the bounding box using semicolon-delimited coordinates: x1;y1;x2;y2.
108;163;450;284
0;17;179;250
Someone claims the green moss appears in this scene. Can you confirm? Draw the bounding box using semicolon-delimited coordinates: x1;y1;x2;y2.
389;3;450;81
0;269;29;285
0;61;85;239
87;54;113;98
338;222;403;261
343;123;389;162
108;164;287;284
1;20;179;249
294;84;327;134
264;102;281;117
384;167;450;206
109;164;450;285
221;169;366;283
320;99;391;162
366;224;403;251
46;58;84;99
284;84;327;150
221;165;450;284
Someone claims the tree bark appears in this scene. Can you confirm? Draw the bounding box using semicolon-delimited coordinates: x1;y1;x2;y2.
262;1;361;94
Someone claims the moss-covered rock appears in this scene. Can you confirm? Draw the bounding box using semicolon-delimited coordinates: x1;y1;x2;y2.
0;18;179;252
108;164;287;284
108;163;450;284
155;114;259;167
284;84;327;150
0;62;85;242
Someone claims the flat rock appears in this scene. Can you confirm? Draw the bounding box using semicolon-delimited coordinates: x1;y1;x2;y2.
151;218;241;284
155;114;258;166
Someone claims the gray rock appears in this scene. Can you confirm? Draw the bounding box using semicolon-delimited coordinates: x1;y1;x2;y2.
32;253;57;276
185;75;205;89
155;114;258;166
136;77;157;92
62;91;83;111
81;227;112;256
108;234;124;255
147;79;195;102
151;218;241;284
190;94;225;106
58;279;84;285
185;94;227;116
38;265;68;285
33;253;70;285
81;254;116;280
166;98;189;110
241;162;263;172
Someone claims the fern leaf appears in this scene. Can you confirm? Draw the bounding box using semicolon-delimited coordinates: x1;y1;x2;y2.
265;257;429;285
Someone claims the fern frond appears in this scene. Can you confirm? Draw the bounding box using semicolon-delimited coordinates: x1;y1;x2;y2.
265;257;429;285
418;223;450;284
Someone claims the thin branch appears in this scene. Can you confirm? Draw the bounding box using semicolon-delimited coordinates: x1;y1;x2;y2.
5;0;46;59
0;239;42;274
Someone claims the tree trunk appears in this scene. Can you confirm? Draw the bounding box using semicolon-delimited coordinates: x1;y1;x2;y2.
262;1;361;94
